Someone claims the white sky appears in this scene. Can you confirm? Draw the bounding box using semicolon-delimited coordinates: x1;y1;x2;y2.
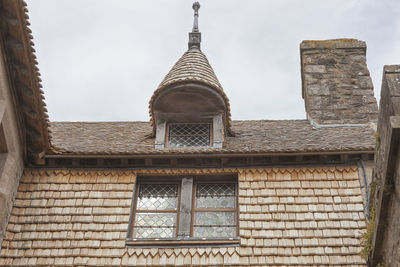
26;0;400;122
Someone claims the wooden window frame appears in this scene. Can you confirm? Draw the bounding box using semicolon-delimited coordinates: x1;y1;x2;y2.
127;174;240;247
191;180;239;238
131;181;182;239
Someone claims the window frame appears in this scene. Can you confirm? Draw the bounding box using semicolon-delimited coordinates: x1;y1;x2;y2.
132;181;182;239
191;180;239;238
126;174;240;247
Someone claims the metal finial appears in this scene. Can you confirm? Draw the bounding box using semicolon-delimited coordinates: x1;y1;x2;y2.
188;2;201;50
192;2;200;32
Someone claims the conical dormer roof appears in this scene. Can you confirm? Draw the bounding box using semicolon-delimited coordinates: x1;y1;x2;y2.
158;49;223;91
149;49;232;136
149;2;232;139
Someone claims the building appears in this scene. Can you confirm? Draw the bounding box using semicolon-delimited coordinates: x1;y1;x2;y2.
368;65;400;266
0;0;398;266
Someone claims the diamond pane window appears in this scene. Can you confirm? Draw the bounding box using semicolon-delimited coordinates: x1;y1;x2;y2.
130;177;237;242
168;123;211;147
137;184;178;210
193;182;237;238
193;212;236;238
134;213;177;239
133;183;179;239
196;183;235;208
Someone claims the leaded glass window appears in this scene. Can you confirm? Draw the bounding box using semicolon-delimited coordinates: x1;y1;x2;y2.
193;183;237;238
168;123;211;147
133;183;179;239
131;176;237;241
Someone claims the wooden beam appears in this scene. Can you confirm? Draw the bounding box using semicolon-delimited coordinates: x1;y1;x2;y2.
177;177;193;238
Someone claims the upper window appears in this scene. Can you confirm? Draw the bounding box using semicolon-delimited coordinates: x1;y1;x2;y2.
167;123;211;148
128;175;238;246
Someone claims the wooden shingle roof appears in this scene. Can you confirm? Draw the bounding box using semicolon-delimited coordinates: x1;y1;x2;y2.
0;0;50;163
158;49;223;92
48;120;375;155
149;49;233;136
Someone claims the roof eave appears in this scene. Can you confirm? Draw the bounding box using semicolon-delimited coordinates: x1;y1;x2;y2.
0;0;50;164
44;149;375;158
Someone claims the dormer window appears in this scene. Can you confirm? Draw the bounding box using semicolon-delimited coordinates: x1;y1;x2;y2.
154;113;223;149
149;2;233;150
168;123;211;148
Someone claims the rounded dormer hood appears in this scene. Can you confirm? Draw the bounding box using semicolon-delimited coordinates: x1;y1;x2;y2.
149;49;232;137
148;2;232;140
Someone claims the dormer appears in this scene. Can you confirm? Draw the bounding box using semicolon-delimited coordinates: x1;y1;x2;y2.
149;2;232;149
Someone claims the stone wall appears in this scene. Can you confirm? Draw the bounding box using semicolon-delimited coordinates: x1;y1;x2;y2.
371;65;400;266
300;39;378;125
0;42;25;249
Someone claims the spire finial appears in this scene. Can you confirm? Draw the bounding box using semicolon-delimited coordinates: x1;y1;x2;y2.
192;2;200;32
188;2;201;50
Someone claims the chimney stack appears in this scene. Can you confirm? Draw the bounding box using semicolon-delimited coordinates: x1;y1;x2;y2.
300;39;378;126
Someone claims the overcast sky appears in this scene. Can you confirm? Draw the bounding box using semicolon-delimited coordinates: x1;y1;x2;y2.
26;0;400;122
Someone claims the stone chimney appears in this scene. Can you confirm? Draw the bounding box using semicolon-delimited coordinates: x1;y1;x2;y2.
300;39;378;126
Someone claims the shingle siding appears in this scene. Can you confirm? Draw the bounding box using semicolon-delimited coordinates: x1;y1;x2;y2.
0;166;366;266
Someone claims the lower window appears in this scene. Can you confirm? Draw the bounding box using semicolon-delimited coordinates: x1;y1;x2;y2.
127;175;239;246
193;182;237;238
133;183;179;239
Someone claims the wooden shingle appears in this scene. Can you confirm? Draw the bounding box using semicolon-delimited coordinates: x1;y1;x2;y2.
0;167;367;265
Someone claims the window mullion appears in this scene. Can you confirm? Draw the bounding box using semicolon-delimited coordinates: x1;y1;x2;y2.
177;177;193;238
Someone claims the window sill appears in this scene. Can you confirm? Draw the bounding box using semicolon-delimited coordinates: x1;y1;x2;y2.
126;237;240;248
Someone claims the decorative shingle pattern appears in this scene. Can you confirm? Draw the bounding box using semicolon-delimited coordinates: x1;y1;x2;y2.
0;167;366;266
49;120;375;155
149;49;232;136
157;49;223;91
